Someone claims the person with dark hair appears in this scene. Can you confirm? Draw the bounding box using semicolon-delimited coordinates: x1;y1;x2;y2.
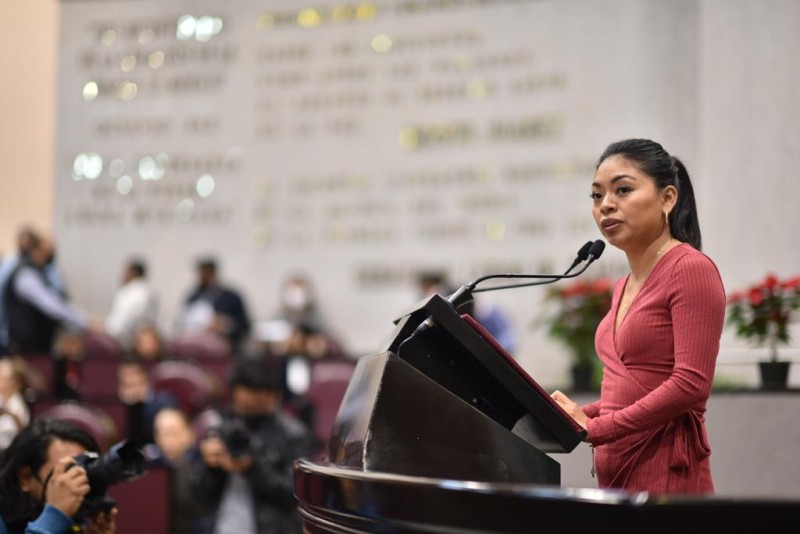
178;257;251;356
190;358;314;533
0;226;40;354
1;233;101;355
0;418;117;534
117;357;179;446
105;258;159;348
550;138;726;494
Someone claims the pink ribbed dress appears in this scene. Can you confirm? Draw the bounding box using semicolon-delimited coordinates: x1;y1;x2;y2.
583;243;726;494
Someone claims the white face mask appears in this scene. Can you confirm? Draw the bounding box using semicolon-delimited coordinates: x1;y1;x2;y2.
283;286;309;310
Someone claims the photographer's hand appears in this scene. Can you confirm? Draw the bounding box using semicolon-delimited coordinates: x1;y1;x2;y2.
45;457;90;518
199;436;227;468
84;507;118;534
200;436;253;473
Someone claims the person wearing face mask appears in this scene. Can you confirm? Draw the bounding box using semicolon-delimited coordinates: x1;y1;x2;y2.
0;418;117;534
549;139;726;494
275;273;325;333
190;358;314;534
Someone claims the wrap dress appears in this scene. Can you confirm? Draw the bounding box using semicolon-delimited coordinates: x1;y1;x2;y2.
583;243;726;493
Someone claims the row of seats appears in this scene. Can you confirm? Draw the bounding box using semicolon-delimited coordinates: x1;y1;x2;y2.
22;344;356;455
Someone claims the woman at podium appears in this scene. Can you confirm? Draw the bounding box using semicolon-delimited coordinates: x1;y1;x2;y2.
551;138;726;494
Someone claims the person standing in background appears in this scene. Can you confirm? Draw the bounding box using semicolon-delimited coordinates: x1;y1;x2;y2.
178;257;251;356
0;226;40;355
550;138;726;494
2;234;102;355
105;258;159;348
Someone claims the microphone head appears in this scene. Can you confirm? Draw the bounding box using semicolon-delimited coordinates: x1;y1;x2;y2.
588;240;606;260
577;241;593;261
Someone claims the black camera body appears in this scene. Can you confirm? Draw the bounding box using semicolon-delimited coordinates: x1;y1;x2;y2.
216;416;255;459
70;440;147;521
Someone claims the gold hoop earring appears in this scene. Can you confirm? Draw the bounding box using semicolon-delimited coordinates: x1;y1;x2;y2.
664;211;670;227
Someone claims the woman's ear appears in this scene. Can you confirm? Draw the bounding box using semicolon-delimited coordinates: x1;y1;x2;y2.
17;466;34;493
662;184;678;213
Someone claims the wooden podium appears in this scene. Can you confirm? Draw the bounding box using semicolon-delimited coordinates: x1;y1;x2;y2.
294;293;800;532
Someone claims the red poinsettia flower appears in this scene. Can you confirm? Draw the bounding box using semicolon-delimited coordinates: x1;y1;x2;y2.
727;273;800;360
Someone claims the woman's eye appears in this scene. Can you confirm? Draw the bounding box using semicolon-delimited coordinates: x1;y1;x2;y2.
617;186;631;194
590;192;601;201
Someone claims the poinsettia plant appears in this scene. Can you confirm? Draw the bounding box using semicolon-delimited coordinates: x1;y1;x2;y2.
726;274;800;361
539;277;614;366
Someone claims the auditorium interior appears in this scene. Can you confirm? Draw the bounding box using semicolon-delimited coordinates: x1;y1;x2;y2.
1;1;800;532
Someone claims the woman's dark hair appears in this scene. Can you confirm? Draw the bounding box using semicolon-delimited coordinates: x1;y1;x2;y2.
0;418;99;526
597;138;702;250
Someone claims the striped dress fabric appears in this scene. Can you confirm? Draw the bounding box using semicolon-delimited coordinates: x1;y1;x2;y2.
582;243;726;494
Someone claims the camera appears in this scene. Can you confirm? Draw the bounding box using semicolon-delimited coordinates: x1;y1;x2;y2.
70;440;147;521
215;415;255;459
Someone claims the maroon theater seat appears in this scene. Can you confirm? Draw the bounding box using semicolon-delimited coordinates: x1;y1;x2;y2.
37;401;120;452
83;330;124;360
149;360;219;419
168;330;232;361
306;360;355;446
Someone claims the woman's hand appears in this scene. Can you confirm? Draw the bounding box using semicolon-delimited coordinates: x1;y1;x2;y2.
551;390;589;432
45;456;90;518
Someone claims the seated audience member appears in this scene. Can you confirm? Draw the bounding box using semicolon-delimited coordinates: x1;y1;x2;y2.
130;322;171;363
0;357;30;451
3;234;102;355
190;358;314;534
117;358;179;445
0;418;117;534
177;257;251;356
275;273;326;332
148;407;204;534
52;331;85;401
105;258;159;348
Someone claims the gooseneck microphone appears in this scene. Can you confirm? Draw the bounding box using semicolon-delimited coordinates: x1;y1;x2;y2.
403;240;606;343
471;239;606;294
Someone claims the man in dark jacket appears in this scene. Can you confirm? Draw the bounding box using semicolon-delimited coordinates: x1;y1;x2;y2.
190;358;314;534
2;234;98;354
178;257;251;356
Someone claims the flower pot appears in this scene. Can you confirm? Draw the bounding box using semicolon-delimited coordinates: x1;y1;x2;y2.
570;362;595;392
758;361;791;391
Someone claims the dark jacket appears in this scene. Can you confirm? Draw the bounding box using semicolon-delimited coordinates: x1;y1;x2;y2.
4;265;58;354
190;410;314;534
185;284;251;353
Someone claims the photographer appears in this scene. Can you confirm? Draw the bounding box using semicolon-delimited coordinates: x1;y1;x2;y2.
191;358;314;534
0;418;117;534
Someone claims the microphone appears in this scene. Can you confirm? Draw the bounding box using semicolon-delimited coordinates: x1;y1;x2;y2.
473;239;605;293
400;240;605;346
566;240;594;274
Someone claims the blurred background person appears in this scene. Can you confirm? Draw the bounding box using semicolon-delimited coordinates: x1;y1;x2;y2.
117;357;179;446
148;407;205;534
177;257;251;357
0;357;30;452
275;272;326;333
414;270;517;356
0;225;40;355
190;358;314;534
105;258;159;349
129;322;171;363
2;233;102;355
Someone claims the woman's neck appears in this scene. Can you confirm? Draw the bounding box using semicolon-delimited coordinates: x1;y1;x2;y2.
625;233;676;282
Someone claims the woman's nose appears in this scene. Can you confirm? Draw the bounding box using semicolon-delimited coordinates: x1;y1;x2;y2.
599;194;616;214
